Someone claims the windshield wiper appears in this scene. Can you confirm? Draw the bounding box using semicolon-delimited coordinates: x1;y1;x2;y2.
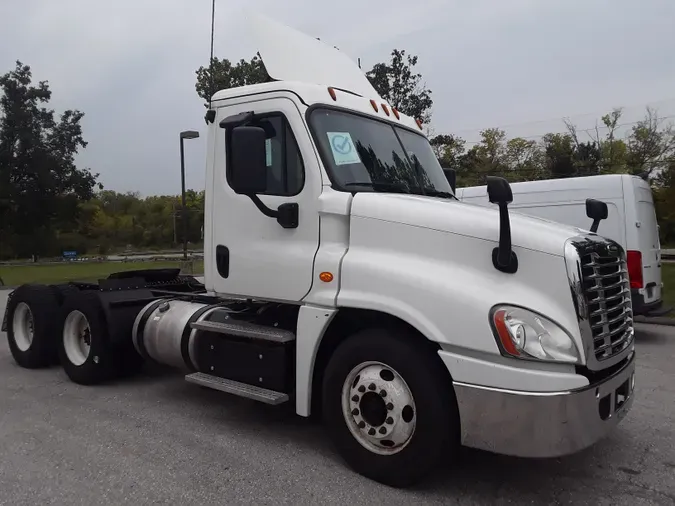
343;182;457;200
420;189;457;200
343;181;410;192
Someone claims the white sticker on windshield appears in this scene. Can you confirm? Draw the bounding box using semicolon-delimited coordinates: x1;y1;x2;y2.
265;138;272;167
326;132;361;166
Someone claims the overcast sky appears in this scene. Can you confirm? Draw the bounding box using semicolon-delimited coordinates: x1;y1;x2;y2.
1;0;674;196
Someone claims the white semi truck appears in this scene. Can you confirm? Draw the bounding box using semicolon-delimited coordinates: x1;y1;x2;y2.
2;14;636;487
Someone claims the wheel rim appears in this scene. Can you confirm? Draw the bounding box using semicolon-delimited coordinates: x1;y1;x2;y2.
63;310;92;366
12;302;34;352
341;361;417;455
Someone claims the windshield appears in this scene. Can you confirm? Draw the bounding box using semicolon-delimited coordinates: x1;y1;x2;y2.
308;108;454;197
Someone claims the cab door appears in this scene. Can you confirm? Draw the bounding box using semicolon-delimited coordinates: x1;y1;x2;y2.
209;96;321;302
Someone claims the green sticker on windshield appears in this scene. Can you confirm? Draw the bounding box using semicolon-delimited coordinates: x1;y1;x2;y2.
326;132;361;166
265;139;272;167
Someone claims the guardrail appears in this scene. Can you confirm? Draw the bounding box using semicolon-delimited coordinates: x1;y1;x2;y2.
0;251;204;267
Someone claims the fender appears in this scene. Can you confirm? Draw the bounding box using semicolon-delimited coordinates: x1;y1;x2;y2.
295;305;336;416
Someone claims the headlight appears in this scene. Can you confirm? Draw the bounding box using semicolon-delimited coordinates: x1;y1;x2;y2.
490;305;581;364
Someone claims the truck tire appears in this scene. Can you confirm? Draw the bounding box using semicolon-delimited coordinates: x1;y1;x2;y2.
59;291;117;385
48;283;81;365
322;327;459;488
5;284;61;369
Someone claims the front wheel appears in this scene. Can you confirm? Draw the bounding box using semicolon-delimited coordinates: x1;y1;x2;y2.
322;327;460;488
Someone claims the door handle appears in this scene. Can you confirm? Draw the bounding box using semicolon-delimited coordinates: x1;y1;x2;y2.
216;245;229;278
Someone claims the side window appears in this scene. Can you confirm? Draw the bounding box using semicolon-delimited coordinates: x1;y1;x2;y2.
255;114;305;196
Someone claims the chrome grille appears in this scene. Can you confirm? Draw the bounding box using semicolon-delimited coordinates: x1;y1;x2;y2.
579;250;633;362
565;236;634;370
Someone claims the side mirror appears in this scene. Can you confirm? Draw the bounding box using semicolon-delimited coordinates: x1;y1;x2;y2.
229;126;267;195
486;176;517;274
443;168;456;193
487;176;513;204
586;198;608;233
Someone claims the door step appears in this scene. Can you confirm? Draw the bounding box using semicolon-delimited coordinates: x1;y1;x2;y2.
191;319;295;343
185;372;289;405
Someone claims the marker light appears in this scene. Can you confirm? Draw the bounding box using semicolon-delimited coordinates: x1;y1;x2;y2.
320;272;334;283
328;87;337;101
370;99;379;112
626;250;643;289
392;107;400;119
381;104;390;116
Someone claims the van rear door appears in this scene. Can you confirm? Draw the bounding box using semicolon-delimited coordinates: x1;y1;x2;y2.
634;184;661;305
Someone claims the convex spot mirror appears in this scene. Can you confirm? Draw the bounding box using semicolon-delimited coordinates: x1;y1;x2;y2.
586;198;608;221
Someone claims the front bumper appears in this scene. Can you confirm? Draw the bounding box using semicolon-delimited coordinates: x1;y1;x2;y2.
453;352;636;458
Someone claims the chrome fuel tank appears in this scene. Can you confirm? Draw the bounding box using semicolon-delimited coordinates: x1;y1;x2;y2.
132;299;220;370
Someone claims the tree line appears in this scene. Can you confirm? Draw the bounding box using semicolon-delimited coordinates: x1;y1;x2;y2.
2;50;675;260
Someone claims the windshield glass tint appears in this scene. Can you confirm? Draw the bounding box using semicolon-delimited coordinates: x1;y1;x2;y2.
309;108;452;195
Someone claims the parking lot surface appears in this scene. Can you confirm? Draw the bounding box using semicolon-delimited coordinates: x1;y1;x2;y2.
1;290;674;505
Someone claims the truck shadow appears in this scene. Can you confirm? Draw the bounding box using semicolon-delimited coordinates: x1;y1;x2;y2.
131;363;619;498
634;323;673;345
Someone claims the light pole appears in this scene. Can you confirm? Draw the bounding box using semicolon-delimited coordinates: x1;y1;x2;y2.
180;130;200;260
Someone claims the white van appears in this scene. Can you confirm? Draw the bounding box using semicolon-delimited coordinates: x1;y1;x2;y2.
457;174;667;316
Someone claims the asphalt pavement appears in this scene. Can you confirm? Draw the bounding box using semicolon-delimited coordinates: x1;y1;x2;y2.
1;290;674;505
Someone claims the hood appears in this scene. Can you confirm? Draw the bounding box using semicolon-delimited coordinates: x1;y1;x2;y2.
350;193;589;257
245;12;382;100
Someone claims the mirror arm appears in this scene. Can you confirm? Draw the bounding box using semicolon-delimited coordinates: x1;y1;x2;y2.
492;202;518;274
590;218;601;234
246;195;299;229
247;194;278;218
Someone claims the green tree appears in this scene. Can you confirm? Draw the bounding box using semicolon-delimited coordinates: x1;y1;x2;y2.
0;61;99;259
625;107;675;179
195;55;270;105
430;134;465;166
542;133;576;178
366;49;433;123
504;137;545;181
653;161;675;244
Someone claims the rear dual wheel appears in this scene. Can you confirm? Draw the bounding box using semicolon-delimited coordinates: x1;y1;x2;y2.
59;291;144;385
322;327;460;488
6;285;61;368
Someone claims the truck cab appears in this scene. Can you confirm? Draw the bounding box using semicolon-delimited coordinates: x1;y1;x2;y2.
2;13;637;488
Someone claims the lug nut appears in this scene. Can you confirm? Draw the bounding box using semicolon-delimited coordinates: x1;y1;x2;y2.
386;417;393;425
352;395;359;402
351;408;359;416
386;402;394;410
379;427;387;434
368;428;376;436
358;421;366;429
368;383;376;391
380;390;387;397
358;385;366;393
